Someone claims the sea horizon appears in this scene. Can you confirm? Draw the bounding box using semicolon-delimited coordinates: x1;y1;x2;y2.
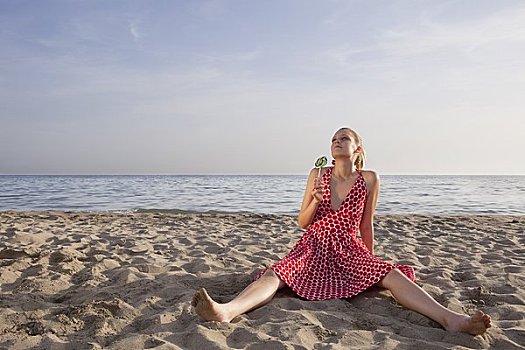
2;173;524;176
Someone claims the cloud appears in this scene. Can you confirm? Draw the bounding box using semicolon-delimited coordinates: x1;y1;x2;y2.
307;3;525;100
190;0;231;19
320;4;525;67
128;20;141;42
194;49;260;64
379;6;525;57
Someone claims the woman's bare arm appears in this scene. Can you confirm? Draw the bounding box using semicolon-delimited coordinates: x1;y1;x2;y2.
298;168;324;229
359;171;380;254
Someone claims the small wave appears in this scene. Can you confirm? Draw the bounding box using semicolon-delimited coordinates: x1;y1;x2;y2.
130;208;298;216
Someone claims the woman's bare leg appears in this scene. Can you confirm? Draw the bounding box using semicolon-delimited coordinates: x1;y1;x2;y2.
192;269;286;322
377;269;492;335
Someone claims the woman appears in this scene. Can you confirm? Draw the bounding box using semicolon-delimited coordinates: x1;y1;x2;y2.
192;127;491;335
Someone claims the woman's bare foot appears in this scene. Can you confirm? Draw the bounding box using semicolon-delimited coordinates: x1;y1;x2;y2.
446;311;492;335
191;288;231;322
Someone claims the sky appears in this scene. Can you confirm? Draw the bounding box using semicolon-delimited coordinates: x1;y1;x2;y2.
1;0;524;175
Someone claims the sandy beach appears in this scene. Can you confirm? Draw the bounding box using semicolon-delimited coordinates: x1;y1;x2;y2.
0;211;523;349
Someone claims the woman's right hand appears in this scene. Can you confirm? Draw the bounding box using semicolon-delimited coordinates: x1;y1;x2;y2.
298;169;325;229
311;176;323;203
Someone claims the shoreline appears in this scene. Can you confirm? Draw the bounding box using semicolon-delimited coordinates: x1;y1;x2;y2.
1;211;524;349
2;209;525;217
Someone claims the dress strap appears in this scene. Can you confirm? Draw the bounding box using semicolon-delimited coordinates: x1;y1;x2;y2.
321;166;332;176
322;166;333;186
327;166;335;179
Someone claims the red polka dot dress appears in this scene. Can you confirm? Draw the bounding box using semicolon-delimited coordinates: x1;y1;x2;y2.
255;166;415;301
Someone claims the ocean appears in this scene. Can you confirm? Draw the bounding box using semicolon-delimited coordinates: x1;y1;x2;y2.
0;175;523;215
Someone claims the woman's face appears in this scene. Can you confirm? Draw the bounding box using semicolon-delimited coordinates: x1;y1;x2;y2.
331;129;359;159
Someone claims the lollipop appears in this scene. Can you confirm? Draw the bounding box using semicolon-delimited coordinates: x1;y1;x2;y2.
314;156;328;178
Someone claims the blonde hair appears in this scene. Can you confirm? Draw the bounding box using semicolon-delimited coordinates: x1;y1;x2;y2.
339;127;366;170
